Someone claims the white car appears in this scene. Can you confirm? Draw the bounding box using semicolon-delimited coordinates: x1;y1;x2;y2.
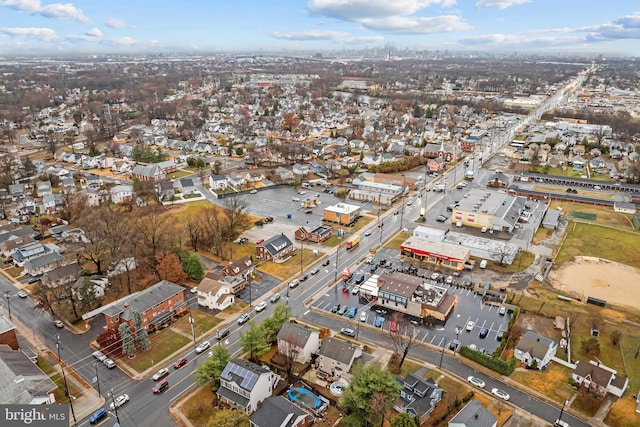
110;394;129;410
17;291;28;298
152;368;169;381
430;273;440;281
467;376;485;389
54;319;64;328
466;321;475;331
359;311;367;322
255;301;267;312
249;189;258;194
195;340;211;354
491;388;510;401
364;230;371;236
292;197;300;202
445;276;454;284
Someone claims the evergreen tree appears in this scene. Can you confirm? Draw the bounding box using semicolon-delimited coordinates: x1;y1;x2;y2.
390;413;418;427
133;311;151;350
182;253;204;280
119;323;136;358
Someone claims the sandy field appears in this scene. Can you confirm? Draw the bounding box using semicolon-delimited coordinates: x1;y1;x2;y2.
547;256;640;308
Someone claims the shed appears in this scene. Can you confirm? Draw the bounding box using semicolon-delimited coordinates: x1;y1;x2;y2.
542;209;560;229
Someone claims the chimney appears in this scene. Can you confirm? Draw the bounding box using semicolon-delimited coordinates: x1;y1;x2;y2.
124;303;129;309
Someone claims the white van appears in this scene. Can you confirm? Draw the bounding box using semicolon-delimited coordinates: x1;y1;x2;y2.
479;260;488;269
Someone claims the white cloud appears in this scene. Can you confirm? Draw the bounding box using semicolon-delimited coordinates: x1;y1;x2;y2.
0;26;56;41
105;36;136;46
341;35;385;44
0;0;89;22
105;17;134;29
271;29;350;41
307;0;454;21
474;0;531;9
360;15;471;34
85;27;102;38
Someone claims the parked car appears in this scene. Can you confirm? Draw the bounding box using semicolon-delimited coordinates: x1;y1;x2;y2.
337;305;348;316
436;214;448;222
153;379;169;394
92;351;107;362
351;285;360;295
173;356;188;369
238;313;250;324
390;321;398;333
103;358;116;369
430;272;440;281
255;301;267;312
89;408;107;424
255;238;265;245
466;321;475;331
498;306;507;315
330;304;339;313
152;368;169;381
340;328;356;338
445;275;454;284
479;327;489;338
467;376;485;389
360;311;367;322
374;315;384;327
249;189;258;194
27;276;40;284
17;291;27;298
54;319;64;328
496;330;505;341
491;388;510;401
347;306;358;318
110;394;129;410
270;293;281;303
449;339;460;351
195;341;211;354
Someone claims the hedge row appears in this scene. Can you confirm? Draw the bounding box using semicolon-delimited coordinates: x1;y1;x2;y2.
459;346;517;376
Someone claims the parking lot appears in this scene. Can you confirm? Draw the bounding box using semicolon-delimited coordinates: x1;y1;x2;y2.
312;252;512;355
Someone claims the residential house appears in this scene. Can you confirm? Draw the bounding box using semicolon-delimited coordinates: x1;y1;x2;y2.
394;373;442;425
292;164;310;176
60;177;77;194
277;322;321;364
209;174;228;191
85;174;102;190
8;183;26;200
11;242;47;267
572;145;586;156
101;280;186;333
0;345;58;404
41;262;82;289
36;180;53;197
23;252;64;276
42;194;65;214
78;189;102;207
131;164;166;182
316;337;362;379
227;172;246;187
176;178;196;195
514;331;557;369
157;180;175;200
195;277;235;310
109;184;134;204
0;235;35;258
448;400;497;427
156;160;177;174
250;395;315;427
17;195;36;214
256;234;295;263
294;224;334;243
72;275;108;301
217;359;281;414
274;167;294;183
572;360;628;398
221;256;255;282
427;157;446;172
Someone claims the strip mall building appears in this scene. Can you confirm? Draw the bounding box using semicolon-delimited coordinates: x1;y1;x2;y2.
400;236;470;271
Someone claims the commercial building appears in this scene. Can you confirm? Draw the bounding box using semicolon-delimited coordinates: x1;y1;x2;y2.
452;189;526;233
323;203;362;226
400;236;470;271
348;180;403;206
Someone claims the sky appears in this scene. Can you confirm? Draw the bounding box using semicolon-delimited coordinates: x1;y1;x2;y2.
0;0;639;56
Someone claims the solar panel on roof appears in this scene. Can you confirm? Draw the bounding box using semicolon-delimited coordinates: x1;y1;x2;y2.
226;362;260;390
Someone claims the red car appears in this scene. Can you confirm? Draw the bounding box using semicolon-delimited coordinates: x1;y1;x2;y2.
173;356;187;369
256;238;265;245
390;321;398;333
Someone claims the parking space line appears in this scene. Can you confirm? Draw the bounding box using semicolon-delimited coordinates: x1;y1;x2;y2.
488;321;495;332
429;335;437;344
422;331;429;341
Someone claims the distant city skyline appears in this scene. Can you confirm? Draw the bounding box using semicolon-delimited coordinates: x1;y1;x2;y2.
0;1;639;56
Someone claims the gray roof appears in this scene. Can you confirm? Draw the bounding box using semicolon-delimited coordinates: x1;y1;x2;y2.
0;315;16;335
23;252;63;270
0;345;57;404
516;331;556;360
250;396;313;427
220;359;270;392
217;383;250;409
449;400;497;427
318;337;359;365
259;234;293;256
102;280;184;321
277;322;314;348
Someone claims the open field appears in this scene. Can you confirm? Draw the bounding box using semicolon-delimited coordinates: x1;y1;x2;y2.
258;248;322;280
171;310;221;339
124;329;191;373
549;200;635;230
511;364;574;404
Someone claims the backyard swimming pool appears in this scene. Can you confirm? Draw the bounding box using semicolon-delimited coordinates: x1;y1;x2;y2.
288;387;322;410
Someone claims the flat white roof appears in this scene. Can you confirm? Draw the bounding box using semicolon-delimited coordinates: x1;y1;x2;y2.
324;203;361;214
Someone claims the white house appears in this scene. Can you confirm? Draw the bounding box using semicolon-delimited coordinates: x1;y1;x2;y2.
514;331;557;369
209;174;228;191
109;184;134;204
276;322;320;364
217;359;280;414
316;337;362;379
196;277;234;310
572;360;628;398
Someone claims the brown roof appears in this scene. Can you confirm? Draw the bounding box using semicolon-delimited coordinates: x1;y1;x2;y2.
573;360;613;387
277;322;314;348
377;271;422;298
197;277;224;294
1;235;35;252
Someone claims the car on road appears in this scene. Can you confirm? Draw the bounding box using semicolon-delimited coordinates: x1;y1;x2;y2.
467;376;485;388
322;259;331;266
406;201;413;206
359;311;367;322
255;301;267;312
289;279;299;289
92;350;107;362
17;290;28;298
103;358;116;369
249;189;258;194
374;316;384;327
436;214;448;222
390;321;398;333
337;305;349;316
479;327;489;338
491;388;510;401
54;319;64;328
466;321;475;331
152;368;169;381
153;379;169;394
89;408;107;424
292;197;300;202
195;341;211;354
216;329;230;341
270;293;281;303
340;328;356;338
364;229;371;236
238;313;251;324
298;190;307;195
310;267;320;275
173;356;188;369
299;274;309;282
110;394;129;410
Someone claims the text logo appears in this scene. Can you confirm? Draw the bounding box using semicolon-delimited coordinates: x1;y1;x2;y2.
0;405;67;426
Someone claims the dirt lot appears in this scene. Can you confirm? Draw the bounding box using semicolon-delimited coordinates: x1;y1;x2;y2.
548;256;640;308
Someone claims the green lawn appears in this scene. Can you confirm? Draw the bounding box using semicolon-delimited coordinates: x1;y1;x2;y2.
171;310;222;339
37;356;81;403
555;222;640;267
124;329;191;373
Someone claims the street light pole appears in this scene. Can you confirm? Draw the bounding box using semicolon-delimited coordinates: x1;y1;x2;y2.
555;400;569;426
186;297;197;347
93;362;101;397
56;335;77;425
438;338;448;369
4;291;11;321
399;175;406;230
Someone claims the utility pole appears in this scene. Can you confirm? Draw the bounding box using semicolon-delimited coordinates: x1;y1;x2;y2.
108;389;122;426
334;227;342;282
56;335;77;425
400;175;406;230
438;338;448;369
4;291;11;320
186;298;197;347
93;362;101;397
